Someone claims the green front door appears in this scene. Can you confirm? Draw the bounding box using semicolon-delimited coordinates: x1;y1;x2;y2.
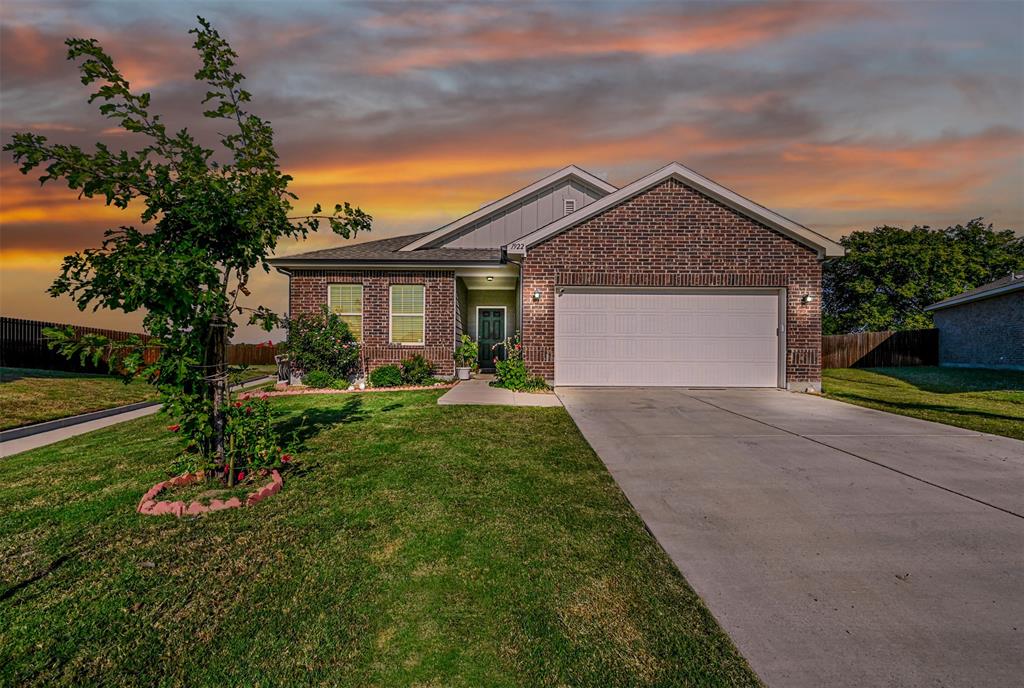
477;308;505;370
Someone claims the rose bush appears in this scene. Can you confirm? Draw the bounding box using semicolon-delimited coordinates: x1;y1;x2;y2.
285;306;360;380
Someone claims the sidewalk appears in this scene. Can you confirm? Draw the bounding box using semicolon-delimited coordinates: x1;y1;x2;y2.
437;376;562;407
1;377;275;458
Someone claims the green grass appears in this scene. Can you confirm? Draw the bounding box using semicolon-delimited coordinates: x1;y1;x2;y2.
0;391;757;687
0;366;277;431
0;368;159;430
823;366;1024;440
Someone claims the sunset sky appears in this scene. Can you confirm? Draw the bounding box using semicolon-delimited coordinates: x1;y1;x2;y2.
2;0;1022;341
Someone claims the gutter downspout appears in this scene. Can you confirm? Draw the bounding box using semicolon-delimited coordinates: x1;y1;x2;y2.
500;248;525;337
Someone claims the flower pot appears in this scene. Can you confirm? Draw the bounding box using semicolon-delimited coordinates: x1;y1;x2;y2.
456;366;471;380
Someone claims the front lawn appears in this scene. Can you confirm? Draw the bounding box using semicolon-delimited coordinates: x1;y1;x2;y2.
0;391;757;687
823;366;1024;440
0;367;159;430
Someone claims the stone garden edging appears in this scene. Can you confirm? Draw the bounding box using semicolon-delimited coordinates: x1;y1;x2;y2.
237;382;456;400
137;470;283;517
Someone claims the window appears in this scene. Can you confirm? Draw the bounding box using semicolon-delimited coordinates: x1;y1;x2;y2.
563;198;576;216
328;284;362;340
390;284;425;345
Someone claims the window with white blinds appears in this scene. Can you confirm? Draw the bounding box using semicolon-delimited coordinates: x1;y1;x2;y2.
328;284;363;340
390;284;425;345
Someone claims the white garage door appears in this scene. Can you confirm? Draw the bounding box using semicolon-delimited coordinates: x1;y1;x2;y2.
555;288;782;387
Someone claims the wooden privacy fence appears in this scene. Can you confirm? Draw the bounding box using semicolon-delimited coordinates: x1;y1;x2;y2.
822;328;938;369
227;343;282;366
1;316;281;372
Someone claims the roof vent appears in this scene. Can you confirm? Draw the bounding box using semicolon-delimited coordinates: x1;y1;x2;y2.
563;198;576;216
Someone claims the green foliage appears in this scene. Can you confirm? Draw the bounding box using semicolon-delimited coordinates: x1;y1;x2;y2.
400;354;433;385
491;333;533;391
3;18;371;467
285;306;360;379
454;334;479;369
224;396;280;477
369;365;403;388
300;370;334;389
823;219;1024;334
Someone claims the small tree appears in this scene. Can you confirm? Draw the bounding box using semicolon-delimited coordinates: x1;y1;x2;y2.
4;18;371;469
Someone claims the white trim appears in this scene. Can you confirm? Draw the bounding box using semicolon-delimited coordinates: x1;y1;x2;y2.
399;165;617;251
926;279;1024;311
475;305;507;362
389;284;426;346
273;261;502;273
465;284;517;291
508;162;845;259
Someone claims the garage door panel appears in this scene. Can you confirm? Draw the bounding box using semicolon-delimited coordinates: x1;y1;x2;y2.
554;290;781;387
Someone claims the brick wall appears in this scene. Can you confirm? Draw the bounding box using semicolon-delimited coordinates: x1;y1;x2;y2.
934;291;1024;369
520;178;823;387
289;270;456;376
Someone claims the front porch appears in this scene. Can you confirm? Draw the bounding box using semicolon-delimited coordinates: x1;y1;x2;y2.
455;266;520;372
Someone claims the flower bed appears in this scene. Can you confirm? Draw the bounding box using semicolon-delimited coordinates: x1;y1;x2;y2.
137;470;283;517
239;381;456;400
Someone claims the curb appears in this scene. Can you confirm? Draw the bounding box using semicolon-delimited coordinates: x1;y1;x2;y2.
0;376;275;443
0;400;161;442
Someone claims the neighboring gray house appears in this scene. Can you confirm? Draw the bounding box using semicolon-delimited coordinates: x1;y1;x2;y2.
926;274;1024;369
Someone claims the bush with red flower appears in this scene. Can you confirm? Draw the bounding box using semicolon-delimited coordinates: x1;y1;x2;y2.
491;333;549;392
284;306;360;381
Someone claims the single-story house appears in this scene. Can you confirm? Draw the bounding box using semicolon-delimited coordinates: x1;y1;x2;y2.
270;162;844;390
926;274;1024;370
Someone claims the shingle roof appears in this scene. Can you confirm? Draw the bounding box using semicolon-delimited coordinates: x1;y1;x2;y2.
269;232;502;266
926;273;1024;311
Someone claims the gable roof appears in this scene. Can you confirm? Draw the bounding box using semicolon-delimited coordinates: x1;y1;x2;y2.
399;164;617;252
926;273;1024;311
506;162;845;258
269;232;501;271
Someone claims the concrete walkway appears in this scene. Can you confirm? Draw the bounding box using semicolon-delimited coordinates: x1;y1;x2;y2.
1;377;275;458
438;376;562;407
559;387;1024;688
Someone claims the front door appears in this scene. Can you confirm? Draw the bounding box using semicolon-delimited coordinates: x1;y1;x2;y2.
477;308;505;370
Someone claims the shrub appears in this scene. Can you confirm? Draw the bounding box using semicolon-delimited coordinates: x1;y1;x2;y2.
224;397;280;478
492;333;530;390
285;306;360;379
454;334;479;369
400;354;433;385
301;370;334;389
369;364;403;388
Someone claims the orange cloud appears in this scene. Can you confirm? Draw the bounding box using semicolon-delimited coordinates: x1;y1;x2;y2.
367;2;871;73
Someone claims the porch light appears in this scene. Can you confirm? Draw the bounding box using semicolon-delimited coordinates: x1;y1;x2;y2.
802;294;816;304
532;288;542;301
486;276;494;282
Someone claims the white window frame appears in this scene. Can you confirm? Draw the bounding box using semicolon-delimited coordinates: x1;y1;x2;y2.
389;284;425;346
328;283;363;341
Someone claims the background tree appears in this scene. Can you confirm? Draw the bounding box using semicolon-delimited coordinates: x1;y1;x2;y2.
823;219;1023;334
4;17;371;468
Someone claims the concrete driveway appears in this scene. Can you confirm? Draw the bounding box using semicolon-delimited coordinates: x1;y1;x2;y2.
558;387;1024;688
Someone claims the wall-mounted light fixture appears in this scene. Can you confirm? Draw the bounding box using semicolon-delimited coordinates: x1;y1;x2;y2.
802;294;817;304
486;276;494;282
532;288;542;301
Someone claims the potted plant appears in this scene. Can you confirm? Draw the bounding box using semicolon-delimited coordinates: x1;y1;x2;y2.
453;334;478;380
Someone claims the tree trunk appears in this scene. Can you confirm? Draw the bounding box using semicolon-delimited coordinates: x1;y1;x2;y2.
211;321;228;467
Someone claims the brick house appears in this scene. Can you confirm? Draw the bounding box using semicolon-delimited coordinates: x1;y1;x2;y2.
270;163;844;390
926;274;1024;370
